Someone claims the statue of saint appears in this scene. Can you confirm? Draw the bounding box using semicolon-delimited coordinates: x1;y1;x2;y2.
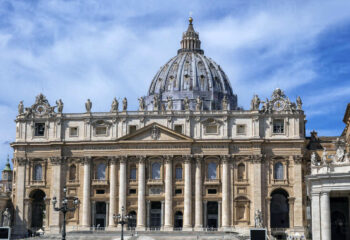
122;97;127;111
250;95;260;110
183;97;190;110
56;99;64;113
111;97;119;112
153;95;159;111
196;96;202;111
18;101;24;115
138;97;145;111
2;208;11;227
167;96;173;110
322;148;328;164
311;152;317;166
85;99;92;113
296;96;302;110
254;210;263;228
222;95;228;110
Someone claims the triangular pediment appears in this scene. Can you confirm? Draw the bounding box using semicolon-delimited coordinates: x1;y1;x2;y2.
117;123;193;142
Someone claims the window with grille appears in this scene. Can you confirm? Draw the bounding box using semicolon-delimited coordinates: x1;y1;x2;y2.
96;126;107;135
273;119;284;134
236;124;246;135
34;123;45;136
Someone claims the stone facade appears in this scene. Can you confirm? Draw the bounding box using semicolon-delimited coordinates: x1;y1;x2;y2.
10;18;308;238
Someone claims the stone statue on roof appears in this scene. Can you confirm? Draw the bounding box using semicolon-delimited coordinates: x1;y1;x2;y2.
111;97;119;112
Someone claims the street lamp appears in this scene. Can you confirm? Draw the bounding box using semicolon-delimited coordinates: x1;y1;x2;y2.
52;186;79;240
113;206;133;240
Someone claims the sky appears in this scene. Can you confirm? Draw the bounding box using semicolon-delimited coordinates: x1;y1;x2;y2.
0;0;350;168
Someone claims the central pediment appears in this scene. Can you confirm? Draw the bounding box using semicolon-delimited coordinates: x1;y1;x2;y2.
117;123;193;142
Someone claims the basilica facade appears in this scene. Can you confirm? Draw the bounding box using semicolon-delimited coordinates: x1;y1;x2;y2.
11;18;307;238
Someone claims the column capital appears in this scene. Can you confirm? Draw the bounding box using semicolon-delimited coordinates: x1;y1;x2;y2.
108;156;118;165
16;157;28;166
249;154;264;163
137;155;147;163
320;191;330;196
183;154;193;163
119;156;127;164
288;197;296;204
49;157;64;165
221;155;231;163
293;155;303;164
83;156;91;165
163;155;173;163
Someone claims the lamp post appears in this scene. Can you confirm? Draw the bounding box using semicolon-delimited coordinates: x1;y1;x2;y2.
113;206;132;240
52;186;79;240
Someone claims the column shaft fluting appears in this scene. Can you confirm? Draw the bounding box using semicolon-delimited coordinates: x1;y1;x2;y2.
137;157;146;229
221;157;230;228
311;193;321;240
82;157;91;227
195;157;203;229
320;192;331;240
164;157;173;229
183;157;192;229
108;158;117;227
119;157;127;214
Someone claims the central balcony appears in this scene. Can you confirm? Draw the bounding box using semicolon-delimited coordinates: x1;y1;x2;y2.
147;179;163;185
92;179;108;186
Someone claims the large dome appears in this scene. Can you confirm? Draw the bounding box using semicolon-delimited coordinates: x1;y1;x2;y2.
144;18;237;111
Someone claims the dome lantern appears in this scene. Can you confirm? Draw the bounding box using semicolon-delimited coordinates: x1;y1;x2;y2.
178;17;203;54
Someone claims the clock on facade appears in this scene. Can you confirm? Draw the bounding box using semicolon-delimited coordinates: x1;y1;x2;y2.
273;100;285;111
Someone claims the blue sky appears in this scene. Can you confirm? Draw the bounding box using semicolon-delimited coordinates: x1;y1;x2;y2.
0;0;350;168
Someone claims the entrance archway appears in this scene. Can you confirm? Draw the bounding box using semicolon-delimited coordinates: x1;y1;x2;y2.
150;201;161;229
270;189;289;228
207;201;218;229
128;211;137;229
331;197;349;240
94;202;106;228
174;211;183;229
30;189;46;230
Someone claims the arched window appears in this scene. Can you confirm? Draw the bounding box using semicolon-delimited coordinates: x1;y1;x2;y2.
69;164;77;181
97;163;106;180
208;162;217;179
152;162;161;179
130;165;137;180
34;164;42;181
270;189;289;228
274;162;284;180
175;165;182;180
237;163;245;180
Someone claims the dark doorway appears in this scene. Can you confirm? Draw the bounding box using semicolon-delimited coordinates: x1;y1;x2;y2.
128;211;137;229
174;211;183;229
270;189;289;228
207;201;218;229
30;189;46;229
150;201;161;228
331;197;349;240
95;202;106;228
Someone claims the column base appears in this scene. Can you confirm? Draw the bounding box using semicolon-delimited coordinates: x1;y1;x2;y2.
48;225;60;234
136;226;146;231
79;226;92;231
194;226;203;231
163;226;173;231
105;226;118;231
182;226;193;231
219;226;232;231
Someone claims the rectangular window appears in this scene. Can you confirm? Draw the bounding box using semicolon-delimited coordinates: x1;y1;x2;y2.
130;168;137;180
129;189;137;194
205;125;218;134
96;189;105;194
129;125;137;134
175;167;182;180
273;119;284;134
175;189;182;195
34;123;45;136
69;127;78;137
236;124;246;135
96;126;107;135
208;189;217;194
174;125;183;134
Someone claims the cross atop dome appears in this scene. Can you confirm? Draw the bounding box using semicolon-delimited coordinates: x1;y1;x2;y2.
178;17;203;54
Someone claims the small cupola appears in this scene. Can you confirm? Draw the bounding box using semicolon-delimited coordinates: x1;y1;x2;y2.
178;17;203;54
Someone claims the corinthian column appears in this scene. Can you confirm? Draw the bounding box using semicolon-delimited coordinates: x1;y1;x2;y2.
137;156;146;231
164;156;173;230
221;155;230;230
320;192;331;240
82;157;91;228
194;156;203;230
14;158;27;235
108;157;117;228
119;157;127;215
49;157;63;233
183;155;192;230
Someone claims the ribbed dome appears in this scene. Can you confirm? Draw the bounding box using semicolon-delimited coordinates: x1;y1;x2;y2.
144;18;237;111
